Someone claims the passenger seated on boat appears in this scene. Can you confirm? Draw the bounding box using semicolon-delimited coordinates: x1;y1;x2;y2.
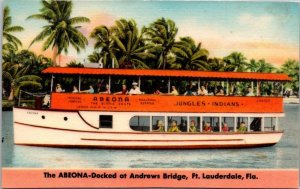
80;85;94;94
129;82;142;95
237;121;247;132
168;120;181;132
42;94;50;108
153;120;165;132
55;84;64;92
184;84;197;96
222;122;229;132
168;85;179;96
99;84;111;94
203;122;212;132
246;87;255;96
154;88;161;95
189;120;197;132
216;87;225;96
198;85;208;96
72;86;79;93
113;84;128;95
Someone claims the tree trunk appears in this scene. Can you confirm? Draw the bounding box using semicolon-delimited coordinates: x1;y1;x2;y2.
8;83;14;101
52;46;58;67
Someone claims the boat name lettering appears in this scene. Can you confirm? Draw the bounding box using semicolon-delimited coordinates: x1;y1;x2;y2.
93;96;129;102
57;172;117;178
26;111;38;114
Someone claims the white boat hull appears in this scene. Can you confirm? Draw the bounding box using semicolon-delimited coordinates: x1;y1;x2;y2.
13;108;283;149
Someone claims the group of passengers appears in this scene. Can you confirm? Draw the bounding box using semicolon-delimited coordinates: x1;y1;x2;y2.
55;82;255;96
153;120;248;133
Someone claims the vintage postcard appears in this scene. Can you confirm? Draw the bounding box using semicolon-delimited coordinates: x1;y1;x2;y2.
1;0;299;188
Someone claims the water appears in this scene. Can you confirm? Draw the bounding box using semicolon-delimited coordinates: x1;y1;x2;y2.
2;104;299;168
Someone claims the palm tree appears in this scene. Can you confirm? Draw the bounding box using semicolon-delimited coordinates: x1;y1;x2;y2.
223;52;248;72
145;17;178;69
172;37;209;70
16;50;53;75
208;57;226;71
111;19;155;69
87;51;102;64
89;25;117;68
256;59;275;73
2;6;24;53
27;0;90;66
2;62;42;100
246;59;258;72
280;59;299;95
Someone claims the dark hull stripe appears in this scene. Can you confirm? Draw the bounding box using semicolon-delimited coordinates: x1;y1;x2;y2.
15;122;284;135
77;112;98;129
81;138;244;142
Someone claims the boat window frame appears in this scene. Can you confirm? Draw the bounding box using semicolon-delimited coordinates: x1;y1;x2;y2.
99;115;113;128
129;115;151;132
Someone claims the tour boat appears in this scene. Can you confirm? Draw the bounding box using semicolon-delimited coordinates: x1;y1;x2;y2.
13;67;291;149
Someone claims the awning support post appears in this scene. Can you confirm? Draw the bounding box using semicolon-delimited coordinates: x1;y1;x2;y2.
78;75;81;91
109;76;111;90
226;79;229;95
168;77;171;93
138;77;141;88
256;80;259;96
50;74;54;92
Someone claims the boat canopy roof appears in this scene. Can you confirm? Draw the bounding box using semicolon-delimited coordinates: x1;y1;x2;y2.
42;67;291;81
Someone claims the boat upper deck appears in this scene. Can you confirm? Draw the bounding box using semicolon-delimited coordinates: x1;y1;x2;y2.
40;67;290;113
42;67;291;81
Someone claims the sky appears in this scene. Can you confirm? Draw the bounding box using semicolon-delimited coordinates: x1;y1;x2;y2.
3;0;300;67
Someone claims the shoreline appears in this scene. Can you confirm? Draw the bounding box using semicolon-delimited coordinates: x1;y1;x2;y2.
283;97;299;104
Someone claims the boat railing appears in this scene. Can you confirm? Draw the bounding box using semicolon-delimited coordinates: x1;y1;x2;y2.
16;90;49;109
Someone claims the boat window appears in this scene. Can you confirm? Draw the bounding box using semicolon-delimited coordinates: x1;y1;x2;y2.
129;116;150;131
189;116;200;132
167;116;187;132
99;115;113;128
237;117;248;132
249;117;262;132
221;117;234;132
202;117;219;132
264;117;276;131
152;116;165;132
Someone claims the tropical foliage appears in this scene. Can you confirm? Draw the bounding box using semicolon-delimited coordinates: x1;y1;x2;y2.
2;50;52;100
279;60;299;94
2;6;24;55
2;62;42;100
27;0;90;66
145;18;178;69
172;37;209;70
